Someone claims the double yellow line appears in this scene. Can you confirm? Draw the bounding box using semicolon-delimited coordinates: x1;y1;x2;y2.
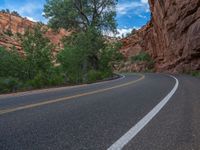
0;74;145;116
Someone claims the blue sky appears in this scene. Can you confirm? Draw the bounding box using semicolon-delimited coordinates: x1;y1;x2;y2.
0;0;150;36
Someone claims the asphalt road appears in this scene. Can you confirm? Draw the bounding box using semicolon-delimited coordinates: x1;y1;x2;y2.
0;73;199;150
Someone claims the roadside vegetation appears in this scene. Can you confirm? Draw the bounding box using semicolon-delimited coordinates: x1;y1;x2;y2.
187;71;200;78
0;9;21;17
130;52;155;71
192;71;200;77
0;0;124;94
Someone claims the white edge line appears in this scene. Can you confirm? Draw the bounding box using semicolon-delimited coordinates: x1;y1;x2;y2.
107;75;179;150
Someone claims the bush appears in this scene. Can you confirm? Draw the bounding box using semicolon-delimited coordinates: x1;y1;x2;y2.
131;52;152;62
58;30;123;84
0;47;25;80
58;28;106;83
26;72;64;89
100;70;113;79
0;26;64;93
22;25;54;80
0;9;21;17
16;32;22;38
86;70;114;83
87;70;103;83
130;52;155;71
131;29;137;35
47;69;65;86
11;11;21;17
0;26;122;93
48;74;64;86
0;77;22;93
190;71;200;77
25;68;65;89
4;29;13;36
0;9;10;14
99;42;124;71
26;73;47;89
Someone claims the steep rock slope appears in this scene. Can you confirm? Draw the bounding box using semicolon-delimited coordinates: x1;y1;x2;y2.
121;0;200;73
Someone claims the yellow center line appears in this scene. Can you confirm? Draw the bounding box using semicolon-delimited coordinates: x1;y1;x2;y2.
0;74;145;115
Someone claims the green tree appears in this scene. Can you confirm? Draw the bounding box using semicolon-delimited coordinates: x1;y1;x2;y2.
22;25;54;80
131;28;137;34
43;0;117;32
99;42;123;71
58;28;105;83
57;29;123;83
0;47;25;93
11;11;21;17
0;9;6;13
45;0;122;83
0;46;25;79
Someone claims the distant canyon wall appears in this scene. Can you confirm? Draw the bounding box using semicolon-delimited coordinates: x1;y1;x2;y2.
0;13;70;55
121;0;200;73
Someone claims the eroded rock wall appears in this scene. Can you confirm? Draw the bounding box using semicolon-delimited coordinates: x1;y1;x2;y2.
121;0;200;73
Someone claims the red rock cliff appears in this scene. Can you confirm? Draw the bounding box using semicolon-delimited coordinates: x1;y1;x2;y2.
121;0;200;73
0;13;70;54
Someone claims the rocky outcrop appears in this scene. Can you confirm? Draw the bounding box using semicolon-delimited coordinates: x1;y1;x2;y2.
0;13;70;53
0;34;23;54
120;0;200;73
0;13;35;34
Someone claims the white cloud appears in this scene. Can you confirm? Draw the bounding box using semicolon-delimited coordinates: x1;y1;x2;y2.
141;0;148;4
3;1;46;23
104;27;140;37
117;2;142;15
26;16;37;22
138;14;147;19
117;28;133;37
41;12;45;16
18;3;42;15
117;1;149;16
4;2;43;16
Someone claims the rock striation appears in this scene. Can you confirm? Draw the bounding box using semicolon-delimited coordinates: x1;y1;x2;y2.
120;0;200;73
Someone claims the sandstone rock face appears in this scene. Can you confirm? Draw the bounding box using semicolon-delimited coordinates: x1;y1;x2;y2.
120;0;200;73
0;13;35;34
0;13;70;53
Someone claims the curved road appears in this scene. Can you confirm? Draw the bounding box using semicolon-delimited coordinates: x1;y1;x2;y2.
0;73;199;150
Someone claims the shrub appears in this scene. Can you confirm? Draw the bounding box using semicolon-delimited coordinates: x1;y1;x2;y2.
131;28;137;35
26;73;46;89
0;46;25;80
25;69;65;89
0;77;22;93
16;32;22;38
58;30;123;84
4;29;13;36
11;11;21;17
131;52;152;62
0;9;10;14
99;42;124;71
48;74;64;86
130;52;155;71
100;70;113;79
22;25;54;80
58;28;106;83
47;68;65;86
87;70;103;83
190;71;200;77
